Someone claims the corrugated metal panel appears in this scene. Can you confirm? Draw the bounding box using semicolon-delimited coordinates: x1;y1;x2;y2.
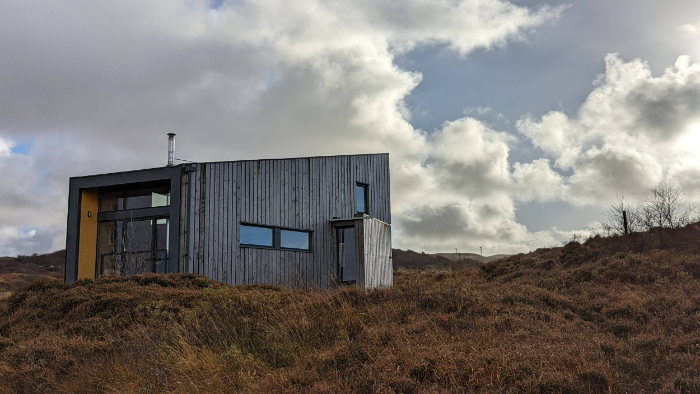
187;154;390;289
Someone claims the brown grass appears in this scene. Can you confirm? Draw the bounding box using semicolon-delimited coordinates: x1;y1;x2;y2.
1;224;699;392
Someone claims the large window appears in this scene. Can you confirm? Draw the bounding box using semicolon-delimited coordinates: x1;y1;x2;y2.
356;183;368;215
240;224;311;251
96;181;172;277
99;184;170;212
97;218;169;276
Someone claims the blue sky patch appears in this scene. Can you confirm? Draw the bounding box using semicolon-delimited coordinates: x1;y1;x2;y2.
10;140;32;155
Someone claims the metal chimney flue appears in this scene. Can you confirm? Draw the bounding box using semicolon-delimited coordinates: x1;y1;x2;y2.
167;133;176;166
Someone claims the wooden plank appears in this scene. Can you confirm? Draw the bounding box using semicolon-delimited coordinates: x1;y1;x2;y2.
291;159;297;229
213;163;219;282
355;218;364;289
385;153;391;224
198;165;206;276
222;163;229;284
212;163;219;281
217;162;224;282
258;160;263;224
271;160;278;284
316;157;323;289
191;166;199;275
235;162;242;285
308;158;315;289
282;159;290;285
245;161;251;285
205;163;211;280
323;157;331;288
222;162;228;284
204;163;210;280
231;162;236;285
258;160;270;283
191;168;199;274
301;158;309;289
223;163;229;284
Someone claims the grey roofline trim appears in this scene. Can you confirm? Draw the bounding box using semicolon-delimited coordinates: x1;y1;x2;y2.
169;152;389;167
68;153;389;182
65;165;182;283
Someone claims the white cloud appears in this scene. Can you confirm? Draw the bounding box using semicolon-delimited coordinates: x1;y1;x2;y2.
0;136;13;157
518;53;700;206
3;2;698;258
680;20;700;36
0;0;569;255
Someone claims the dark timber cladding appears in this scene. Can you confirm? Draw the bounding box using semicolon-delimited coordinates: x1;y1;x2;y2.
183;153;391;289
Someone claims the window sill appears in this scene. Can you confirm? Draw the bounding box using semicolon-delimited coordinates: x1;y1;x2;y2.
239;245;313;253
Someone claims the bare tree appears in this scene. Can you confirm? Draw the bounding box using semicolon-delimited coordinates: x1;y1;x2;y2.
601;182;697;235
100;216;158;277
639;182;697;229
601;194;643;235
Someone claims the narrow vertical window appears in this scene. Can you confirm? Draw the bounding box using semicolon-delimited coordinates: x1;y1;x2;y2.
356;183;368;215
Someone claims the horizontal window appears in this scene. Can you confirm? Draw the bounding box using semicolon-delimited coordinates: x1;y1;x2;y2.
280;229;310;250
240;225;274;247
240;223;311;251
99;184;170;212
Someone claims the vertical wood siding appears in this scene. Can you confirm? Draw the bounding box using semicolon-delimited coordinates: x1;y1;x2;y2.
357;217;393;289
183;154;391;289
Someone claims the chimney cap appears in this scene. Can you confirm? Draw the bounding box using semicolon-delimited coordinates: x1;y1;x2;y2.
167;133;176;137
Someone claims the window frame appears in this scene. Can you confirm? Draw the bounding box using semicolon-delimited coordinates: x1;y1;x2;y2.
239;223;275;249
96;215;170;276
356;182;369;215
98;180;171;213
239;222;312;252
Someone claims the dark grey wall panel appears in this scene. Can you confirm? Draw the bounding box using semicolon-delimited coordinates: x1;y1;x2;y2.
185;153;390;289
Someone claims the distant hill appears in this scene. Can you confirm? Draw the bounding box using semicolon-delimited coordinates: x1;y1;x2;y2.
0;250;64;296
1;223;700;391
392;249;483;270
0;250;64;276
435;252;509;264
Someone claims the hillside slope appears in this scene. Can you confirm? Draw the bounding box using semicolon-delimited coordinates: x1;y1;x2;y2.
392;249;482;270
0;224;699;392
436;252;509;264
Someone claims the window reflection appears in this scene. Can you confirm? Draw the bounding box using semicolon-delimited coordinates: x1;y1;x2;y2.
280;229;310;250
240;225;273;247
97;218;169;276
356;184;367;214
99;191;124;212
99;185;170;212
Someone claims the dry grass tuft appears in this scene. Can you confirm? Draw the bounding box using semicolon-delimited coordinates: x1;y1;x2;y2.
1;224;700;392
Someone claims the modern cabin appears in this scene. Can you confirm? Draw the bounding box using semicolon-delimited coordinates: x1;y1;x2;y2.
65;153;392;290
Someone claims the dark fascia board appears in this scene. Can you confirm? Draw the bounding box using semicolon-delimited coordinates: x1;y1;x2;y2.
330;217;392;228
97;206;171;222
65;165;182;283
194;152;389;166
330;217;364;228
67;154;389;179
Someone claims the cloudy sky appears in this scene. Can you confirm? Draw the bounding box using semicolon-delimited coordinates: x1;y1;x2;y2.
1;0;700;256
